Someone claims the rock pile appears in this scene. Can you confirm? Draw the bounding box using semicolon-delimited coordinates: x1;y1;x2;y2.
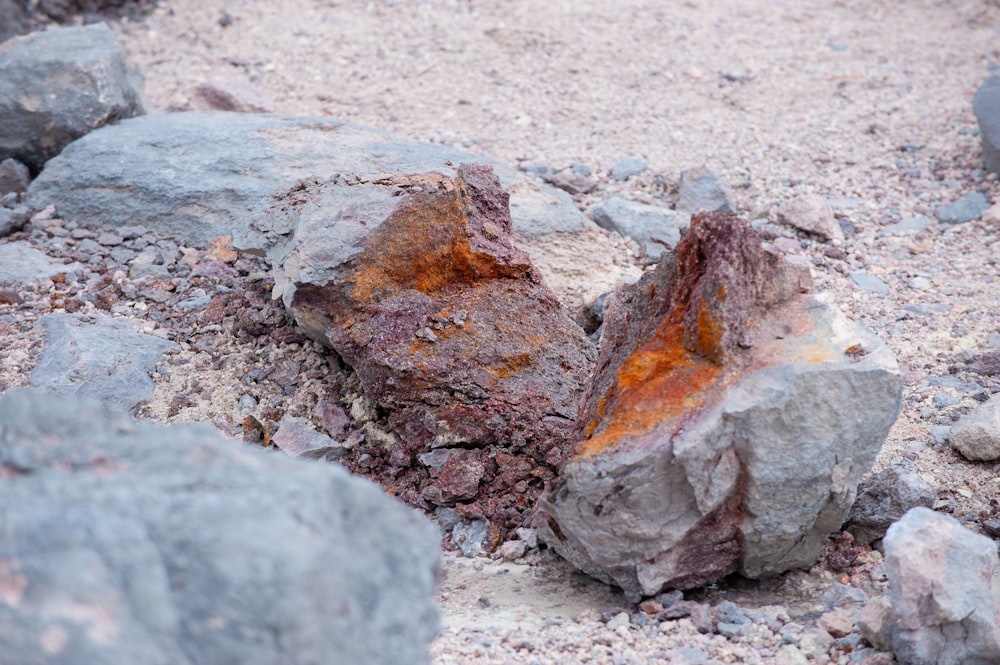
537;212;902;599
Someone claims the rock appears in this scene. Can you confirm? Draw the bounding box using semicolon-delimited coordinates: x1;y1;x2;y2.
961;349;1000;376
877;215;931;237
542;168;597;195
881;507;1000;665
934;191;990;224
857;597;892;652
187;76;276;113
610;158;648;181
819;607;854;638
29;313;178;415
0;23;145;173
588;195;690;261
850;271;890;294
33;0;131;21
775;645;810;665
0;241;83;284
0;389;440;665
676;165;734;214
949;394;1000;461
29;111;589;245
271;414;346;461
241;164;594;540
974;74;1000;176
777;194;843;242
0;157;29;194
0;0;27;43
537;212;901;599
0;204;30;237
845;467;936;546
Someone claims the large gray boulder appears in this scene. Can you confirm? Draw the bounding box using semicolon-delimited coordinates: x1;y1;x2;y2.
0;389;441;665
874;507;1000;665
29;313;178;415
0;23;144;173
28;111;591;245
536;212;902;599
974;73;1000;176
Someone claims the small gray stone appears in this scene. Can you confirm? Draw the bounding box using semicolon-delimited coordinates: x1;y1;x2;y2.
878;215;931;236
0;204;30;237
676;165;734;214
777;194;843;241
271;414;345;460
949;394;1000;461
845;467;936;546
850;271;890;293
903;302;949;316
29;313;178;414
935;191;990;224
610;157;648;181
0;157;29;194
452;520;490;557
0;241;82;284
588;195;690;260
933;394;959;408
974;73;1000;175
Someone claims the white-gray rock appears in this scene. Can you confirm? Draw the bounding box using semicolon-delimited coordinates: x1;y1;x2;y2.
0;241;83;284
777;194;843;242
974;74;1000;175
949;394;1000;461
588;195;690;261
0;389;441;665
845;467;936;546
0;23;144;173
882;507;1000;665
676;165;734;214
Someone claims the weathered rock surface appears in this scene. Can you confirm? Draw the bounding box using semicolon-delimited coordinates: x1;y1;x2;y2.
0;0;27;43
949;393;1000;461
240;163;594;540
845;467;936;546
0;157;30;194
588;195;690;261
29;313;177;414
777;194;844;242
0;241;83;284
29;111;591;245
0;23;144;173
874;507;1000;665
935;191;991;225
537;212;901;599
676;166;734;214
974;73;1000;176
0;389;441;665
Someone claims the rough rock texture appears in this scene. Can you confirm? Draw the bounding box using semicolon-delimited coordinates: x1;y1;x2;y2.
537;212;902;599
588;195;690;261
0;23;145;173
0;205;31;238
240;163;594;542
33;0;132;21
974;73;1000;176
0;241;83;284
0;389;441;665
935;191;991;224
844;467;936;546
949;393;1000;461
0;157;30;194
676;166;734;214
880;507;1000;665
0;0;27;43
777;194;844;242
29;313;178;414
28;111;591;245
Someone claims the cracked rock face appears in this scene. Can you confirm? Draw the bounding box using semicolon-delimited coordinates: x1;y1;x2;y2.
536;212;902;599
240;163;594;541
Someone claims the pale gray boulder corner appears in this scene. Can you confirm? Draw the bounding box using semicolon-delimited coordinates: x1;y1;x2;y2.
587;195;690;261
0;389;441;665
0;22;145;173
28;111;593;246
863;507;1000;665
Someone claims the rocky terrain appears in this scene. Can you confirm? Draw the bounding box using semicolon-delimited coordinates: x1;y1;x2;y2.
1;1;1000;664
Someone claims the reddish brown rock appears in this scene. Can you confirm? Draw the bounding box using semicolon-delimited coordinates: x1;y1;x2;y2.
537;212;901;599
248;163;594;540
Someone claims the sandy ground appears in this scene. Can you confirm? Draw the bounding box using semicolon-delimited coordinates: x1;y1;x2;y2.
3;0;1000;662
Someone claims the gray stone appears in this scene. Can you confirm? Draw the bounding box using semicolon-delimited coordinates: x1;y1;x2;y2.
29;111;590;245
29;313;178;414
0;157;30;194
271;414;346;461
187;77;276;113
777;194;844;242
935;191;991;224
845;467;936;546
676;165;734;214
610;157;648;181
0;241;82;284
878;215;931;237
0;204;30;237
974;74;1000;176
881;507;1000;665
0;0;27;43
850;271;890;294
542;168;597;195
588;195;690;261
0;23;144;173
453;520;490;558
949;394;1000;461
0;388;440;665
537;213;901;599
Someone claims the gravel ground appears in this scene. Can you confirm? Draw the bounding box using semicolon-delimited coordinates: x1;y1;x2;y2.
2;0;1000;663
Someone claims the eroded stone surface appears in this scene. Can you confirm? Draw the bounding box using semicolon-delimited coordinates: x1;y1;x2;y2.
243;163;594;541
537;212;901;599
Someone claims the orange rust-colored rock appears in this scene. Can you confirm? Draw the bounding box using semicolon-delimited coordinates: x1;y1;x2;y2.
253;163;594;541
537;213;902;599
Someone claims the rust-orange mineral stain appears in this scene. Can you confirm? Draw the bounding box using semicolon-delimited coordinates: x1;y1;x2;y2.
578;316;723;457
